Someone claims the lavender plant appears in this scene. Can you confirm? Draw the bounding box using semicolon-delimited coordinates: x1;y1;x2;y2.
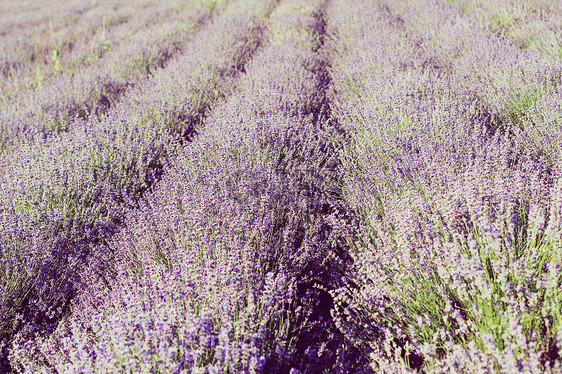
0;0;229;154
327;0;562;372
443;0;561;56
10;0;366;371
0;0;276;370
2;0;561;372
1;0;138;96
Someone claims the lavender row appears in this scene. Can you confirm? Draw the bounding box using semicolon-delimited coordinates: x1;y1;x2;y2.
11;0;364;371
443;0;562;59
384;0;562;156
327;0;562;371
378;0;560;194
0;0;95;39
0;0;218;144
0;0;225;154
0;0;276;370
0;0;187;101
334;0;560;182
1;0;133;88
434;0;562;158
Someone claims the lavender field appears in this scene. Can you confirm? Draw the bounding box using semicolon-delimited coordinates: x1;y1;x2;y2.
0;0;561;372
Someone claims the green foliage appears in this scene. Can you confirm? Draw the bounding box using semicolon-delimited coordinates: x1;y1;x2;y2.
33;66;46;90
87;16;111;64
504;89;541;129
51;48;61;73
346;75;366;100
489;12;515;32
535;33;562;60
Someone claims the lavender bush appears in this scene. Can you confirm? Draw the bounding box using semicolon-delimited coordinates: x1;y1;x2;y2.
8;0;367;371
1;0;143;97
1;0;561;372
328;0;562;372
443;0;561;56
0;0;228;154
0;0;275;370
